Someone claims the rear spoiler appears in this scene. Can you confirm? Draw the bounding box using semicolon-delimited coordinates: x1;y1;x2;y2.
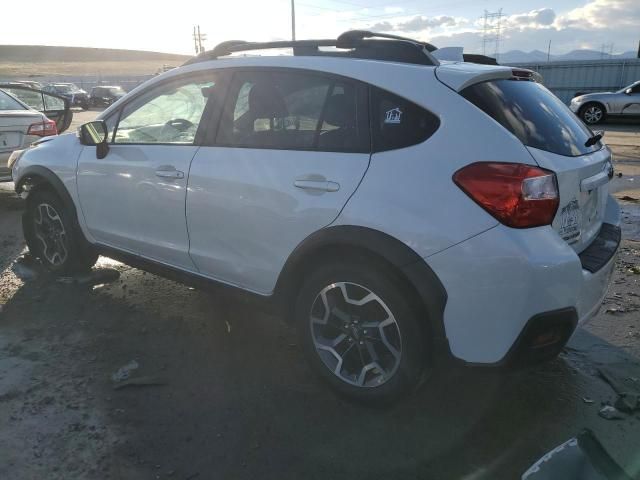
435;64;543;91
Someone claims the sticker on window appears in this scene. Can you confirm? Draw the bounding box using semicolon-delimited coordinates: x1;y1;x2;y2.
558;198;580;242
384;107;402;124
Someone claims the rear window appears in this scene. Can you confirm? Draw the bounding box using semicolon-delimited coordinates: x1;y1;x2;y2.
462;79;600;157
0;90;26;111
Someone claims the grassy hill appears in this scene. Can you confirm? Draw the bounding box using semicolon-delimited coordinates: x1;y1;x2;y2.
0;45;191;77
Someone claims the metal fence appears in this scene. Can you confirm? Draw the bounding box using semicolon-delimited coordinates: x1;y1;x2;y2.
509;58;640;103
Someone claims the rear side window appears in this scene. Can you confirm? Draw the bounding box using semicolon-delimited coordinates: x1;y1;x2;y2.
370;87;440;152
462;79;600;157
217;70;369;152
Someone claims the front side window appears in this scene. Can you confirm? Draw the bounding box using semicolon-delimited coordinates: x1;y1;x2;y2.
217;70;368;152
113;76;215;145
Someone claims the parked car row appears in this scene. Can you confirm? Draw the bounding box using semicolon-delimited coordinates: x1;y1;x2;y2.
2;80;128;110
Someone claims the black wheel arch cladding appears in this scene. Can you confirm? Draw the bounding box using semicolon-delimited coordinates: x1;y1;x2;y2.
16;165;78;216
275;225;450;361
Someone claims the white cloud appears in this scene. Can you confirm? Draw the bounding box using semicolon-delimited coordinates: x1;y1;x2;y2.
376;0;639;56
507;8;556;27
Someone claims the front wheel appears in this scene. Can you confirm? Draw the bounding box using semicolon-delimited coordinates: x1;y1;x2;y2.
580;103;605;125
23;189;98;274
295;259;428;404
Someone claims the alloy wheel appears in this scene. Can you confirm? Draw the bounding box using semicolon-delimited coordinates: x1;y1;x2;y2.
583;106;603;124
309;282;402;387
33;203;68;266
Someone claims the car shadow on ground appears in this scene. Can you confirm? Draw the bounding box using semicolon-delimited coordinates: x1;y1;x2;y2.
1;258;638;480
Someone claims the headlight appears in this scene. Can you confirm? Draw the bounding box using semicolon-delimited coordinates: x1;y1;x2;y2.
7;149;25;169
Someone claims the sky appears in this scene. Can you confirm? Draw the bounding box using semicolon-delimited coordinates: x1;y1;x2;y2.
1;0;638;57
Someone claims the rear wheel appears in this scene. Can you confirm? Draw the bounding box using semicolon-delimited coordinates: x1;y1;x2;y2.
295;259;427;404
24;189;97;274
580;103;605;125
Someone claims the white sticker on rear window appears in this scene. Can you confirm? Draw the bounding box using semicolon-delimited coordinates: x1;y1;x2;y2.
384;107;402;124
559;198;581;242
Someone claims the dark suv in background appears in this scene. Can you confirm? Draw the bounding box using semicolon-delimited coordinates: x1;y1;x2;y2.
43;83;90;109
89;86;126;108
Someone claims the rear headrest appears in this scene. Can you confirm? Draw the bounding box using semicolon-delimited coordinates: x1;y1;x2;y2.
248;83;287;118
323;94;353;128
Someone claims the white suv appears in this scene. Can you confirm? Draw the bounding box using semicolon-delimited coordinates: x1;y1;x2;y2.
9;31;621;403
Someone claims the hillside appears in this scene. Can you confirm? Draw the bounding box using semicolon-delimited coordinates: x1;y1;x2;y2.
500;48;637;64
0;45;191;77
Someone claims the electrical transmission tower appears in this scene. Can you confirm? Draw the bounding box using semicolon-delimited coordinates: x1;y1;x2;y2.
481;9;505;61
192;25;207;55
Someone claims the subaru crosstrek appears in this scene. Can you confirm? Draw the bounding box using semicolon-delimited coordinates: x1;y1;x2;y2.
8;31;621;404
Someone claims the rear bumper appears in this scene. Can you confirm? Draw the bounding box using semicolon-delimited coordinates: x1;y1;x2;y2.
426;194;621;365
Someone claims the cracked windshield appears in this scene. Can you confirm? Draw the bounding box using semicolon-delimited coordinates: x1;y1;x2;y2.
1;0;639;478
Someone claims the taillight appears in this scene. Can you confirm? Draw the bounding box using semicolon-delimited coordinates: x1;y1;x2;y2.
27;119;57;137
453;162;559;228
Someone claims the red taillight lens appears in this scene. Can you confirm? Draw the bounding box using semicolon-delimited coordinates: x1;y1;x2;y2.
453;162;559;228
27;119;58;137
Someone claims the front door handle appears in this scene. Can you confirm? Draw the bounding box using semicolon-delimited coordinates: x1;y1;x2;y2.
294;179;340;192
155;166;184;179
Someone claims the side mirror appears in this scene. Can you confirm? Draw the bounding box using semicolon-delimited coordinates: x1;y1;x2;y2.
625;88;632;95
79;120;109;159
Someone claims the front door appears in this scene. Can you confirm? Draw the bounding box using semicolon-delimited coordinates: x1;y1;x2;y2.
77;73;217;270
187;69;371;293
621;81;640;116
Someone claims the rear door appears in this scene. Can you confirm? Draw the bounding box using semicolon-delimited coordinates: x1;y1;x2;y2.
186;68;371;293
461;78;610;252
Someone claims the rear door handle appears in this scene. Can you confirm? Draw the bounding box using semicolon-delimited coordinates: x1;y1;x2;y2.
294;179;340;192
155;166;184;179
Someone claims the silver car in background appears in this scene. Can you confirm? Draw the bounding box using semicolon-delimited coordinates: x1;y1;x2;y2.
570;80;640;124
0;89;58;182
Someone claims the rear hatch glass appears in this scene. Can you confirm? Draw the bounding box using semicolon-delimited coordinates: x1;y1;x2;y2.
461;79;600;157
462;78;610;253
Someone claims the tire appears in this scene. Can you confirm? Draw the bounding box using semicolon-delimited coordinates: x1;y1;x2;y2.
580;102;606;125
23;188;98;274
295;258;428;405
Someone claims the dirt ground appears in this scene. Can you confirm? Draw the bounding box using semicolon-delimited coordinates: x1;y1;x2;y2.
1;118;640;479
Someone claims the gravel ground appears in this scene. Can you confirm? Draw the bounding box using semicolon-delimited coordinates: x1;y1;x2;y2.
0;119;639;479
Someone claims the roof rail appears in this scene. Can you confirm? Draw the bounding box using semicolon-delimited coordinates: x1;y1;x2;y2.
335;30;437;52
183;30;439;67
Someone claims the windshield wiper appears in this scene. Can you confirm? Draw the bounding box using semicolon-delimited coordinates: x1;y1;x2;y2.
585;130;603;147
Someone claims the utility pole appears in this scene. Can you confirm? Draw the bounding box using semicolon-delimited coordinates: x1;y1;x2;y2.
192;25;207;54
291;0;296;41
193;26;199;55
547;40;551;62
